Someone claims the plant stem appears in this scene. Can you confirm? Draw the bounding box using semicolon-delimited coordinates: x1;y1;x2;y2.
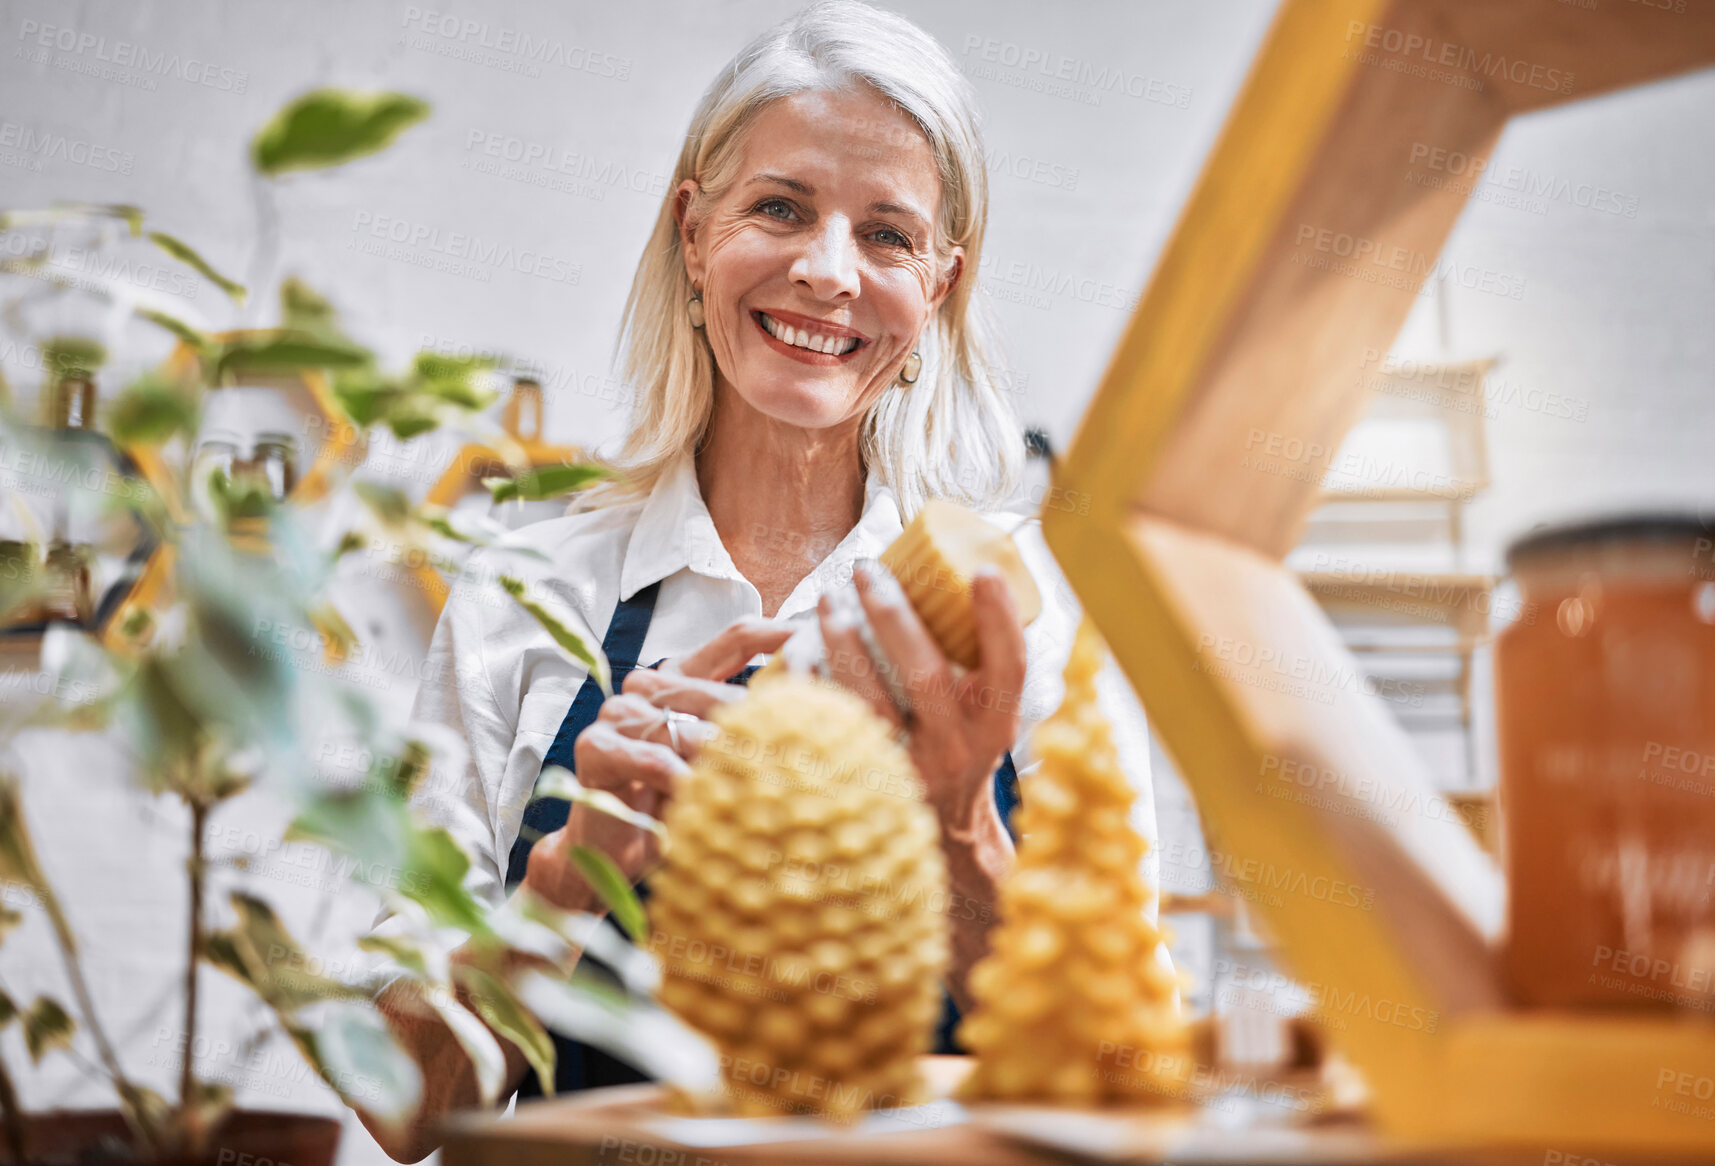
0;1053;27;1166
179;800;208;1155
38;879;157;1156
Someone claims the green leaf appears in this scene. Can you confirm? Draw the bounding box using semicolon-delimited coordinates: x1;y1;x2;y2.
129;657;206;789
378;739;432;800
204;893;368;1013
458;966;555;1097
0;544;43;629
202;761;253;804
418;510;485;546
148;232;247;305
424;992;505;1107
125;1085;174;1143
286;1005;421;1130
279;277;347;342
22;996;74;1063
0;990;15;1028
404;828;487;934
0;204;141;234
252;90;430;177
201;931;249;982
568;846;647;942
411;352;497;412
487;463;611;505
499;576;609;695
206;467;275;523
383;405;440;441
286;790;488;935
107;374;199;446
330;368;397;427
513;971;721;1093
119;606;154;640
508;891;656;995
216;331;370;382
532;766;665;842
417;377;494;412
135;308;213;357
354;481;411;527
70;203;145;235
412;351;493;382
356;935;429;980
39;335;106;381
418;506;519;551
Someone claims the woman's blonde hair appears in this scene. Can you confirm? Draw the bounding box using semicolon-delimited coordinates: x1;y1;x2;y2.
583;0;1023;520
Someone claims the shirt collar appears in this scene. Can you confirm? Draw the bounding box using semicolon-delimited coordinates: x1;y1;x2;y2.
618;455;903;612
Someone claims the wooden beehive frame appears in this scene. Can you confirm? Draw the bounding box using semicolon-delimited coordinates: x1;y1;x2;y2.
1043;0;1715;1153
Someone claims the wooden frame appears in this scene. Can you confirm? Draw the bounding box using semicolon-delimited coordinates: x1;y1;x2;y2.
96;334;369;649
1043;0;1715;1154
419;379;585;614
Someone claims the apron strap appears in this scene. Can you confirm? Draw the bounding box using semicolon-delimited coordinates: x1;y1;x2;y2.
505;580;662;890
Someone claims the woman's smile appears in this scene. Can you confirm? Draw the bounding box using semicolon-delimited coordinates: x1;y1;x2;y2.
751;308;871;364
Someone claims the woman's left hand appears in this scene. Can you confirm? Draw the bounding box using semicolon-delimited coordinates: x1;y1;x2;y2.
817;560;1028;840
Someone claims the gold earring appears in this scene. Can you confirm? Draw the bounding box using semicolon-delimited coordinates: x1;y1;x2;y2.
687;291;705;329
898;349;921;386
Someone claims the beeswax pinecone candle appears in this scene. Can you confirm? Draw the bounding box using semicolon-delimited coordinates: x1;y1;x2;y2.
648;671;950;1118
958;617;1187;1104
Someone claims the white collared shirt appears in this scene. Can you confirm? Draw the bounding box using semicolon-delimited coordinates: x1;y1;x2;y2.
400;455;1161;922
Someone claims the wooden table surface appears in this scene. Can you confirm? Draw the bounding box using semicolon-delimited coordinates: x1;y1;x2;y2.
435;1056;1498;1166
440;1058;1052;1166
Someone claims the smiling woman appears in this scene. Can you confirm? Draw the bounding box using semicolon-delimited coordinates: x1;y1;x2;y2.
361;2;1163;1160
593;0;1021;520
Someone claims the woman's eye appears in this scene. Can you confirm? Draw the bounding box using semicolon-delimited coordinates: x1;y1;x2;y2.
872;227;911;249
757;198;796;220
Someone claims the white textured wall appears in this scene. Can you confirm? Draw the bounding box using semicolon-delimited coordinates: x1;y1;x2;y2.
3;1;1713;1162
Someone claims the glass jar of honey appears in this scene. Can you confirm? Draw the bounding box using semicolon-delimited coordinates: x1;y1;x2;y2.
1497;515;1715;1009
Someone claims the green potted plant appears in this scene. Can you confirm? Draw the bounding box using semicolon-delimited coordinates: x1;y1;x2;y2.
0;88;711;1165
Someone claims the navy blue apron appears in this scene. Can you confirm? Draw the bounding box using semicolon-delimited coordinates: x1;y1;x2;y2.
504;580;1021;1097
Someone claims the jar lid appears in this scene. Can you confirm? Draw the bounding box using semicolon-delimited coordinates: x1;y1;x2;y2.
1505;512;1714;571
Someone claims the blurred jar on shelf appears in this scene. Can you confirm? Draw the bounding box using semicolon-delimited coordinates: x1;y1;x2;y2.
190;430;297;522
250;432;299;500
39;340;104;626
1497;515;1715;1008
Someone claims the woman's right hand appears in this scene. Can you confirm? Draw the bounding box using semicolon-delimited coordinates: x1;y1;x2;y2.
521;616;795;912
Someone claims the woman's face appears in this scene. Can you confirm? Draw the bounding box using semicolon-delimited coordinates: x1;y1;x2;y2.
675;86;962;431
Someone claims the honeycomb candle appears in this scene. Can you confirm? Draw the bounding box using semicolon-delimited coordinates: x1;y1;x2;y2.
958;617;1187;1105
647;671;950;1118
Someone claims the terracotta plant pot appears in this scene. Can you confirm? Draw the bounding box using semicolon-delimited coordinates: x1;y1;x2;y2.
1;1110;340;1166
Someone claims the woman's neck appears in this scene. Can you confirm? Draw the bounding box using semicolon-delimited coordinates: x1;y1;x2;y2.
696;383;867;617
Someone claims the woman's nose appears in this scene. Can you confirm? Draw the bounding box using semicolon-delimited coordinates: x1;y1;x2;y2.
789;217;861;300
